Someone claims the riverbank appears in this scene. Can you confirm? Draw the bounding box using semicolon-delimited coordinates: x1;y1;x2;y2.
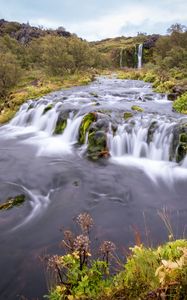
46;212;187;300
0;68;186;125
0;76;187;299
117;68;187;114
0;69;96;124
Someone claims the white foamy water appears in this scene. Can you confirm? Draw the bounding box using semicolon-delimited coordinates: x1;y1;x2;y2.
107;116;175;161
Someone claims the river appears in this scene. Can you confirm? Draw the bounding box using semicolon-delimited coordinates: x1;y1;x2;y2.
0;76;187;299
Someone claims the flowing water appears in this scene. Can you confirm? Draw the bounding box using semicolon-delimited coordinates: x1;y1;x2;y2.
0;76;187;299
138;44;143;69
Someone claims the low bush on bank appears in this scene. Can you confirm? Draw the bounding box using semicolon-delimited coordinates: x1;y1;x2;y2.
44;213;187;300
173;92;187;114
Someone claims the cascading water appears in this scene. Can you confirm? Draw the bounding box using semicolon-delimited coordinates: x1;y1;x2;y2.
7;100;84;154
1;77;187;300
138;44;143;69
107;116;175;161
120;48;124;69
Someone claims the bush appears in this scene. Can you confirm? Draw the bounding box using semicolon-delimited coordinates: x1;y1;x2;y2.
173;92;187;114
45;213;187;300
0;51;21;97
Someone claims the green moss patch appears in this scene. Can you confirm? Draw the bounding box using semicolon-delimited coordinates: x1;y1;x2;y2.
131;105;144;112
79;112;97;144
0;194;25;210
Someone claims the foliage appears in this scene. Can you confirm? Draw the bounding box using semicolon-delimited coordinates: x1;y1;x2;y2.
45;213;187;300
173;92;187;114
0;51;21;97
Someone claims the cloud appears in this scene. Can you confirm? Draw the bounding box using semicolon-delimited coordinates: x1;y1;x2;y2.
0;0;187;40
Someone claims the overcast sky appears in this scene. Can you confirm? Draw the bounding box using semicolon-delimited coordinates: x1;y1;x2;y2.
0;0;187;41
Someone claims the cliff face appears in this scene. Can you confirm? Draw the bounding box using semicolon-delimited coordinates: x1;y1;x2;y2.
0;19;71;44
92;34;160;68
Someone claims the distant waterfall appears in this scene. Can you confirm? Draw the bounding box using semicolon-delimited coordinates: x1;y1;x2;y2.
120;48;124;69
137;44;143;69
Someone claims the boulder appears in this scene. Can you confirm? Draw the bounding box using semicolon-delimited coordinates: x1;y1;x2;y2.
87;131;110;160
170;122;187;162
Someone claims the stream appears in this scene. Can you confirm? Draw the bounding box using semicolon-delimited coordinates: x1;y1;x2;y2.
0;76;187;299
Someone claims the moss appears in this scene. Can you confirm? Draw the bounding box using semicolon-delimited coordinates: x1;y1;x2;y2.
131;105;144;112
79;112;97;144
87;131;109;160
0;194;25;210
176;143;187;163
180;133;187;143
173;92;187;114
124;112;133;120
43;104;53;114
0;70;95;124
54;119;67;134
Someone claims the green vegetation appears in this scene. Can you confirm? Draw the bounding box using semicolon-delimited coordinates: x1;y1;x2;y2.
173;92;187;114
0;194;25;210
45;213;187;300
79;112;97;144
0;20;187;124
131;105;144;112
0;26;109;123
123;112;133;120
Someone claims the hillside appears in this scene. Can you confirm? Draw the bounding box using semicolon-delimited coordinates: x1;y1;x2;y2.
0;19;71;44
92;34;159;67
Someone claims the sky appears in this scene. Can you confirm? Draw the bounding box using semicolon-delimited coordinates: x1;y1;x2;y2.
0;0;187;41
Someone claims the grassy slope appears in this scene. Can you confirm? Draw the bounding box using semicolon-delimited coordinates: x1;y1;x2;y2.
0;69;95;124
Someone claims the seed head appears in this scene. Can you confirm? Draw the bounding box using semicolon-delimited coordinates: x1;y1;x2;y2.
100;241;116;254
76;213;94;234
74;234;90;252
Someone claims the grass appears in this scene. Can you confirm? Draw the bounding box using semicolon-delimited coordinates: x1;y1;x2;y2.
44;212;187;300
0;69;95;124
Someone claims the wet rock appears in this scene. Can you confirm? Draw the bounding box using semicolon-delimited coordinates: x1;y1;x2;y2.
43;104;53;114
87;131;110;161
0;194;25;210
90;92;99;98
124;112;133;120
168;93;178;101
54;108;77;134
170;122;187;162
147;121;159;144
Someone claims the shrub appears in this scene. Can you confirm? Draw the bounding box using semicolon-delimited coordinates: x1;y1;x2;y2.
0;51;21;97
173;92;187;114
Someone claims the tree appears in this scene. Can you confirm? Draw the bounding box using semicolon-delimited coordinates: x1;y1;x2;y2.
167;23;187;34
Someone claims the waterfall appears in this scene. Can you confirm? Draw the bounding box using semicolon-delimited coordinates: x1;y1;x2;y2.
120;48;124;69
137;44;143;69
107;117;176;162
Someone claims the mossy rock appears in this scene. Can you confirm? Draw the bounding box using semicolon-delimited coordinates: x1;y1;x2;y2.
90;92;98;98
87;130;110;160
0;194;25;210
170;123;187;162
131;105;144;112
79;112;97;144
54;119;67;134
176;143;187;163
124;112;133;120
43;104;53;114
54;109;77;135
147;121;158;144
